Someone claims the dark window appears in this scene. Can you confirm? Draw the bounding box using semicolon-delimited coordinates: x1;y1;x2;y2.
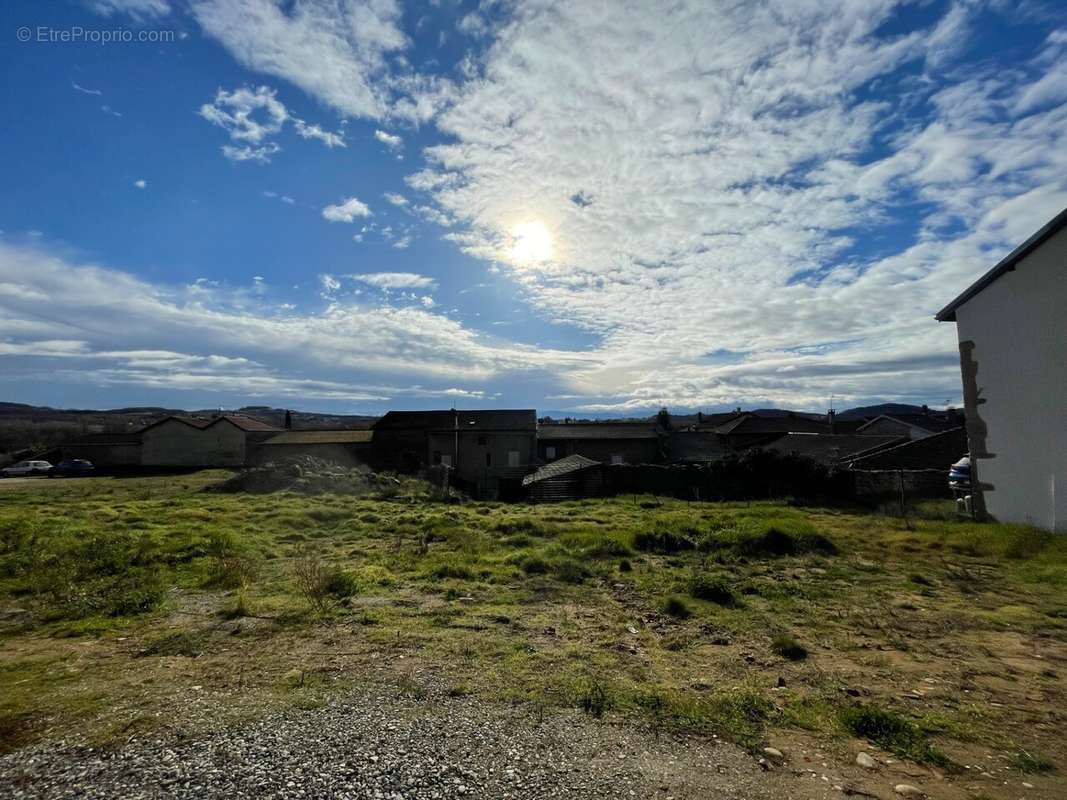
432;450;442;465
485;452;492;467
477;435;487;445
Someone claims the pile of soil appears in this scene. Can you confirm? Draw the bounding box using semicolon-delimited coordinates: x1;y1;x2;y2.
208;456;403;496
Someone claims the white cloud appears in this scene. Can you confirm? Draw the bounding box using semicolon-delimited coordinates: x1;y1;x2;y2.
384;192;409;207
222;143;282;163
200;84;346;161
72;82;102;96
89;0;170;19
191;0;409;121
392;234;412;249
348;272;436;290
133;179;147;189
0;241;589;402
322;196;372;222
403;0;1067;410
200;86;287;143
375;129;403;150
262;190;296;204
293;118;346;147
457;12;489;38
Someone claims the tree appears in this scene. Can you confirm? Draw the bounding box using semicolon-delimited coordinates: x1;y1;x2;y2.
656;406;672;431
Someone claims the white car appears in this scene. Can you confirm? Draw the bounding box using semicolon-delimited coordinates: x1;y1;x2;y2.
0;460;53;477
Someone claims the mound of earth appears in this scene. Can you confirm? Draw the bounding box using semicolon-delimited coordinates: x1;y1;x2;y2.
208;456;408;496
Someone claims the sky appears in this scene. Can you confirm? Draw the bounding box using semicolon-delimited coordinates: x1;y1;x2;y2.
1;0;1066;417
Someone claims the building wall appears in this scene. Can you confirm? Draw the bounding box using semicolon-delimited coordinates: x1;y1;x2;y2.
425;430;535;498
953;225;1067;531
61;442;142;466
141;420;246;467
538;438;660;465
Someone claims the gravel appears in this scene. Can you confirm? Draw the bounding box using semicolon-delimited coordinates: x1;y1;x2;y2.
0;683;781;799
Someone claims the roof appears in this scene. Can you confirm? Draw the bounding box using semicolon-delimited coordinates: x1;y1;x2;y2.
754;433;904;464
374;409;536;432
848;427;968;470
936;206;1067;322
138;414;282;434
260;429;373;445
669;431;732;463
64;433;143;445
712;413;829;436
522;454;600;485
537;422;660;440
856;414;961;435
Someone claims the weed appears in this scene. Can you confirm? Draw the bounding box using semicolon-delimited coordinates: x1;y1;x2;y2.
618;558;633;572
840;705;953;768
1011;749;1056;774
519;555;550;575
771;633;808;661
633;528;695;554
292;546;357;614
576;676;611;718
552;558;590;584
662;595;693;619
688;573;736;606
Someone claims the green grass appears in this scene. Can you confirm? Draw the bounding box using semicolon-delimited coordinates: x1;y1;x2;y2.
0;472;1064;775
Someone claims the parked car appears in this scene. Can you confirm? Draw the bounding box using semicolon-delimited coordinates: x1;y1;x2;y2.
0;460;53;477
48;459;96;478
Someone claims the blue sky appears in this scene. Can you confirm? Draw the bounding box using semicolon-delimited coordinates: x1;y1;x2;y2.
1;0;1065;416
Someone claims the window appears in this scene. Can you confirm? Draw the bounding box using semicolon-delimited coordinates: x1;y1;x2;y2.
545;446;556;460
611;454;623;465
432;450;441;465
441;454;453;467
508;450;521;467
485;452;492;467
477;435;487;445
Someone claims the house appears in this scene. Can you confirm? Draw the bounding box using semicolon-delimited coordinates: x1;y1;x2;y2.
251;429;373;466
371;410;537;499
140;415;282;468
855;409;962;440
522;454;604;500
846;427;967;471
754;433;903;465
60;432;143;467
536;422;663;465
701;412;830;449
936;206;1067;531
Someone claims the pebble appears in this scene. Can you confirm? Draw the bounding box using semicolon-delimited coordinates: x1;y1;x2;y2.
762;747;784;761
894;784;924;797
855;752;877;769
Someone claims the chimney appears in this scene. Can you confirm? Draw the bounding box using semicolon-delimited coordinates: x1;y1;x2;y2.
284;409;292;430
827;409;836;434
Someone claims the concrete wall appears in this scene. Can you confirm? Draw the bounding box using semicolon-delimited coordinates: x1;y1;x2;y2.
538;438;660;464
953;225;1067;531
141;419;246;467
427;430;535;498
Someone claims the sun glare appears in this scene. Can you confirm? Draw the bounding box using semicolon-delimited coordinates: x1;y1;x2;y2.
510;221;553;265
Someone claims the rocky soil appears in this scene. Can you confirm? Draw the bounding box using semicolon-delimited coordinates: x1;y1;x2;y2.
0;683;790;800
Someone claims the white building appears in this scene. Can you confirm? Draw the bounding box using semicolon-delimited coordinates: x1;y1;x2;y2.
936;208;1067;532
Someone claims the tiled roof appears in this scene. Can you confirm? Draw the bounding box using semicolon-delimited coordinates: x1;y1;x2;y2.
848;427;968;470
261;430;373;445
374;410;536;431
538;423;660;440
522;454;600;485
668;431;731;462
755;433;904;464
856;414;961;434
712;413;829;435
219;415;283;432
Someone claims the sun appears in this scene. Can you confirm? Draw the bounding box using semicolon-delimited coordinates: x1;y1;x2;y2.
510;221;553;265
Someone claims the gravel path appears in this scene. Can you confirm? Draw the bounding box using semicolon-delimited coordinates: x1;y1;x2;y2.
0;684;785;799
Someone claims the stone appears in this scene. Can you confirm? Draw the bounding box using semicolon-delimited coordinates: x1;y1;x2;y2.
762;747;784;761
894;784;923;797
855;752;877;769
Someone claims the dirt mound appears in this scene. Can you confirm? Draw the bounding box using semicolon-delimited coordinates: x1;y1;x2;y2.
209;456;405;496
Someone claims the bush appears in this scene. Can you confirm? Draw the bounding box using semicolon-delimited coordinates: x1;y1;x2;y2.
618;558;633;572
771;633;807;660
701;522;837;559
292;546;357;614
662;595;693;619
519;555;550;575
430;562;475;580
689;573;736;606
552;558;590;584
840;705;952;767
633;528;696;554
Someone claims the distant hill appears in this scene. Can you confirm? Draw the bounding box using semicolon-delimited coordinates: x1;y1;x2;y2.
834;403;956;420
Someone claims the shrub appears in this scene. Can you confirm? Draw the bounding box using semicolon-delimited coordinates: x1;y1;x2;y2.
292;546;357;614
662;595;693;619
1011;749;1056;774
771;633;807;661
702;523;837;559
430;562;475;580
576;676;611;718
519;555;550;575
840;705;952;768
633;528;695;554
689;573;736;606
618;558;633;572
552;558;590;584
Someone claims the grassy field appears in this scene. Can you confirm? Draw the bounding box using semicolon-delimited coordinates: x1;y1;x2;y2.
1;472;1065;796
